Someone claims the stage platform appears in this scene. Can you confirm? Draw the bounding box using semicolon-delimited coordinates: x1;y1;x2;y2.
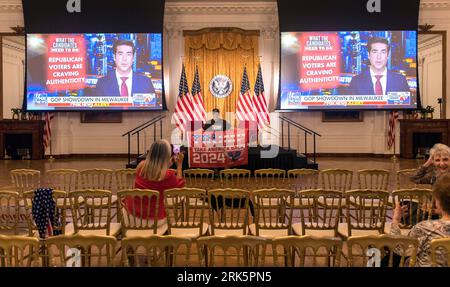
126;145;318;171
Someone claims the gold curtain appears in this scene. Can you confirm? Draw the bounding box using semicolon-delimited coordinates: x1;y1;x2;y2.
184;28;259;125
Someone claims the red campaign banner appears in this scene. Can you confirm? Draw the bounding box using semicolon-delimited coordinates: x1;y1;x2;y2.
46;34;86;91
298;32;341;91
188;129;248;168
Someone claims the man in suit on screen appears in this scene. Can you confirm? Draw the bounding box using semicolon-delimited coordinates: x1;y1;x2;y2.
94;39;155;97
347;37;410;96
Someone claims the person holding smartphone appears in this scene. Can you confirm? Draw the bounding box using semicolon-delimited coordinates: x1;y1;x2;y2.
389;174;450;267
124;139;185;228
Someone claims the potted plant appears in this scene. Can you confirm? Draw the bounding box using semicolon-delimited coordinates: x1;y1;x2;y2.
425;105;435;119
11;108;20;120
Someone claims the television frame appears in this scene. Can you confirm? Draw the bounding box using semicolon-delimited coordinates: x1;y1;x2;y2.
24;32;167;112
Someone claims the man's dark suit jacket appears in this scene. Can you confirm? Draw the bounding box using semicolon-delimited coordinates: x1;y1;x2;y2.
203;119;231;131
348;69;410;95
94;71;155;96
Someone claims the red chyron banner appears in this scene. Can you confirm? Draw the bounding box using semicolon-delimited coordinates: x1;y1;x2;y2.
46;34;86;91
298;32;340;91
188;129;248;168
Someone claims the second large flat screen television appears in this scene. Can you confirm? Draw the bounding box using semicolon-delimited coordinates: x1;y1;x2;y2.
279;30;418;110
26;33;164;111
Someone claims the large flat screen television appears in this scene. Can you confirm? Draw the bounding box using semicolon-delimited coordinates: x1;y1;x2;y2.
26;33;164;111
279;30;418;110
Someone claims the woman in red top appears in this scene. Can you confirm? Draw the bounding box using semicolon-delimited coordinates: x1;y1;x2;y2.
125;139;185;225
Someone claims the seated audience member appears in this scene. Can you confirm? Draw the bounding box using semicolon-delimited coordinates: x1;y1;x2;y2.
390;174;450;267
125;139;185;226
411;143;450;185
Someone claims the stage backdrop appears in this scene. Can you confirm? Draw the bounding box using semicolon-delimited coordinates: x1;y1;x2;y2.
183;28;259;125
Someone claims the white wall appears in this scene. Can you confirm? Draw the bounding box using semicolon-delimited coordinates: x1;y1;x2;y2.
418;36;443;118
0;0;449;155
419;3;450;119
2;36;24;118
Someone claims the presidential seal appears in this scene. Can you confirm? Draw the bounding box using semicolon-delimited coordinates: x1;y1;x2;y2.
209;74;232;98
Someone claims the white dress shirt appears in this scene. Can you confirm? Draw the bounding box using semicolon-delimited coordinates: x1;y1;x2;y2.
369;67;387;95
115;69;133;97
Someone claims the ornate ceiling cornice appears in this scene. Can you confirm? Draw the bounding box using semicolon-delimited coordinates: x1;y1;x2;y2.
0;3;22;13
420;1;450;9
165;2;277;15
1;1;449;14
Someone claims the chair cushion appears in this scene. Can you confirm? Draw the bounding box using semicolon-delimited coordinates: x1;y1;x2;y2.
210;227;247;236
292;223;337;237
337;223;383;238
124;223;168;237
169;223;209;238
67;222;121;236
248;223;289;238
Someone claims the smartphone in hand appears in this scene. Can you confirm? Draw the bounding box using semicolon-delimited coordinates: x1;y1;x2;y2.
173;144;180;155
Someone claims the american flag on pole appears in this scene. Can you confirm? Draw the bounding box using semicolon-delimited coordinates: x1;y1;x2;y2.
387;110;399;149
43;112;54;150
236;67;256;123
191;67;206;123
252;64;270;130
172;64;193;134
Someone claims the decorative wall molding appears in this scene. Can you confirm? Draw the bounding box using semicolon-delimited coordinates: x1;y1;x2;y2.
420;1;450;9
0;3;22;13
419;37;443;50
165;2;277;15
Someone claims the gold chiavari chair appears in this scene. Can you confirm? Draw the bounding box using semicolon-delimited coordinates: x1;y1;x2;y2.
249;189;294;238
10;169;40;194
384;188;433;235
183;169;215;189
357;169;392;216
292;189;343;237
430;237;450;267
219;169;251;189
338;189;389;238
121;235;192;267
396;168;432;189
79;169;118;219
347;234;419;267
117;189;167;237
46;234;116;267
208;189;250;236
79;168;114;190
272;235;342;267
67;189;121;237
22;190;70;236
0;235;41;267
320;169;353;192
357;169;390;190
114;169;137;191
165;188;209;238
254;169;286;189
287;169;319;192
45;169;79;193
0;191;28;236
197;235;266;267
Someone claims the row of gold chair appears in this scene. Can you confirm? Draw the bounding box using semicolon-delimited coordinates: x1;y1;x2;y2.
8;168;137;194
185;168;431;191
0;187;434;240
6;168;431;195
1;233;449;267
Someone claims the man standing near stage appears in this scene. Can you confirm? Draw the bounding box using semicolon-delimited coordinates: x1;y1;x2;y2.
202;108;232;132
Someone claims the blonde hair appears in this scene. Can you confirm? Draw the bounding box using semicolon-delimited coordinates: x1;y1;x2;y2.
431;143;450;158
139;139;172;181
